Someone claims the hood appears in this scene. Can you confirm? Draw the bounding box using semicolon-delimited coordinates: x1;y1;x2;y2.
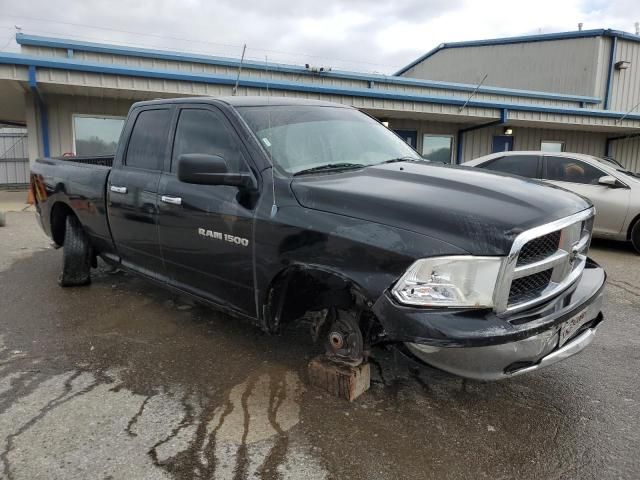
291;162;591;255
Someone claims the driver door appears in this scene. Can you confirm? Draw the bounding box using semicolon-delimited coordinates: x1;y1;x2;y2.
156;106;258;316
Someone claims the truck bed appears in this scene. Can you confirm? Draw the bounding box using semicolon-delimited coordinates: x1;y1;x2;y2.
31;155;116;255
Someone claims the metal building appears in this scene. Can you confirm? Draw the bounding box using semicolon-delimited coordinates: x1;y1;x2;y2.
0;29;639;179
396;29;640;168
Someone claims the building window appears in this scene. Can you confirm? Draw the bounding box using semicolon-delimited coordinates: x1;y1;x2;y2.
73;115;125;155
422;134;453;163
540;141;564;153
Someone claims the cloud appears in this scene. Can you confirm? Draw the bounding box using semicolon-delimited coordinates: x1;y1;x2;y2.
0;0;638;73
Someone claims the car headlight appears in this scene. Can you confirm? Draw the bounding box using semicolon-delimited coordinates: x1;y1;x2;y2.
391;256;503;308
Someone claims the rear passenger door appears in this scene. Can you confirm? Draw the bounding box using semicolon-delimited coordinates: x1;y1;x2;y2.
480;154;541;179
542;155;630;236
107;107;173;278
156;105;258;316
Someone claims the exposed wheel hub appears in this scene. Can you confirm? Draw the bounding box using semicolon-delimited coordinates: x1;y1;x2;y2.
329;331;345;350
324;308;364;365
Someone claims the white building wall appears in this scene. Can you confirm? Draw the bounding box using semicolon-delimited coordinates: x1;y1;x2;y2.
387;119;461;156
594;37;613;107
386;118;611;164
463;126;608;161
611;39;640;113
400;37;603;98
45;95;132;156
609;136;640;173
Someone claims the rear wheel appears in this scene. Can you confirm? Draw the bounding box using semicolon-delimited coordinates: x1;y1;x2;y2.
59;215;92;287
632;221;640;254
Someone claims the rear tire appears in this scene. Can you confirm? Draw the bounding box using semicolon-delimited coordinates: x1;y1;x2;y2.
59;215;92;287
632;221;640;254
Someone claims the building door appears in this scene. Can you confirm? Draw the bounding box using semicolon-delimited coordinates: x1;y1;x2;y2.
492;135;514;153
393;130;418;149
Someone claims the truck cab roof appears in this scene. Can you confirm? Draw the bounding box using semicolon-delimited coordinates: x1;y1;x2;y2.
131;96;350;109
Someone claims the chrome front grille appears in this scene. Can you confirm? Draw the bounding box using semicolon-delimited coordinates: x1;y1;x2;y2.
494;208;595;314
508;268;553;304
516;231;561;266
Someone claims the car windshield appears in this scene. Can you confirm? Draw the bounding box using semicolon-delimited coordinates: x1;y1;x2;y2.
593;156;640;179
236;105;422;175
595;156;624;168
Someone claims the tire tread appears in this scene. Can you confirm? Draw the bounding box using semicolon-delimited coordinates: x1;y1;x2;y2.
59;214;92;287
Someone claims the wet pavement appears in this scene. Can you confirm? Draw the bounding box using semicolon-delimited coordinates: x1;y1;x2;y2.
0;211;639;479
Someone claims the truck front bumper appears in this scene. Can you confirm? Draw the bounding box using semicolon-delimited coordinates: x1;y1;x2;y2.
373;260;606;381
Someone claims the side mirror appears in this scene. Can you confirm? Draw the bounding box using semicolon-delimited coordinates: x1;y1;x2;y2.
598;175;624;188
177;153;255;189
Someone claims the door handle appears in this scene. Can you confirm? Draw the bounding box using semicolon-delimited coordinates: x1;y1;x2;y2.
161;195;182;206
110;185;128;194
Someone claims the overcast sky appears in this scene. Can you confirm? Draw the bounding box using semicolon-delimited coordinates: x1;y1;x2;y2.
1;0;639;73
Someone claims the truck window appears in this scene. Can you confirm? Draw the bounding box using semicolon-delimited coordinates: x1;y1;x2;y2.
172;109;247;173
125;109;171;170
483;155;539;178
236;105;420;175
544;156;605;185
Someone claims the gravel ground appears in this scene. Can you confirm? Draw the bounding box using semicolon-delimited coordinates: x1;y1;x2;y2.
0;211;638;479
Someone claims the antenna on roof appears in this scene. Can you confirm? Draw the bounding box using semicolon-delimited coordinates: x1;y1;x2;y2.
578;23;583;31
635;22;639;35
264;55;278;218
232;44;247;96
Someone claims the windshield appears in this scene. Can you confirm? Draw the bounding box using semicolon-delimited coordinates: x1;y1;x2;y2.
236;105;421;174
593;156;640;179
595;156;624;168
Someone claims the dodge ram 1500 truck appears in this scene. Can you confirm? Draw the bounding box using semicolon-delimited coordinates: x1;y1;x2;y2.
30;97;606;380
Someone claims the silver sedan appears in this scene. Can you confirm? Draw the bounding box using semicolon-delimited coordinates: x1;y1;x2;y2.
464;151;640;253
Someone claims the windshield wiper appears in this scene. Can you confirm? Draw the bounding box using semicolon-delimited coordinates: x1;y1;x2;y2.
293;163;366;176
378;156;421;165
618;168;640;178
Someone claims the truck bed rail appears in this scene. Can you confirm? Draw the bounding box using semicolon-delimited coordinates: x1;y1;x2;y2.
56;155;114;167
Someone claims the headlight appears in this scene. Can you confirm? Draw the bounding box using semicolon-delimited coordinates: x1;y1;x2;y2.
391;256;503;308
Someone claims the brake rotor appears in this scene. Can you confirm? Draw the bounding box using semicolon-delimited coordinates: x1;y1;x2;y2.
324;308;364;366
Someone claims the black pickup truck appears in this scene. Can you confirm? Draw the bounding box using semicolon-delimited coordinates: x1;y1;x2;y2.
31;97;606;380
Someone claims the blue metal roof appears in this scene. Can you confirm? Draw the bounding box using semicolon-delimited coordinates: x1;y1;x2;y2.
394;28;640;76
1;50;639;121
14;33;601;105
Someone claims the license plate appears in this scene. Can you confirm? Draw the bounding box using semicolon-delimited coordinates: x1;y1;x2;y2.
559;308;589;346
